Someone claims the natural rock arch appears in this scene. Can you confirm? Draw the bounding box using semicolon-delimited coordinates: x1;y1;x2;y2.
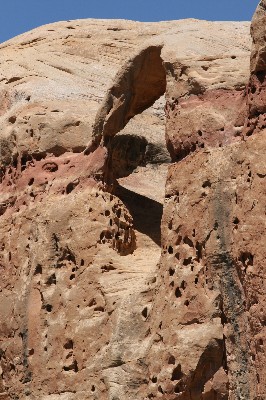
90;45;169;250
92;45;167;142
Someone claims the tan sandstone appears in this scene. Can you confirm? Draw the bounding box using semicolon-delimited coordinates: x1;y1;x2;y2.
0;7;264;400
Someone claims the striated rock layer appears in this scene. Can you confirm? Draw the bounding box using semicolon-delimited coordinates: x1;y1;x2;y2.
0;6;265;400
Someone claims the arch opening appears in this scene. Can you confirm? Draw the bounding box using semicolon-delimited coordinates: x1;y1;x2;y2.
93;45;168;249
92;45;167;142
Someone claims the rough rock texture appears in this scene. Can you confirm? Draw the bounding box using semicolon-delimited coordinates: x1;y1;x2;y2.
0;9;265;400
250;0;266;73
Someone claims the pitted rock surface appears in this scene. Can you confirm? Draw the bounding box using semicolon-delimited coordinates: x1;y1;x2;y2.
0;11;265;400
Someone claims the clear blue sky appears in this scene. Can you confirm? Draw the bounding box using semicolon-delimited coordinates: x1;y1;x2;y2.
0;0;259;44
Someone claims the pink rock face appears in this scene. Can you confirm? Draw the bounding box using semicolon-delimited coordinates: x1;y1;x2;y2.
165;88;247;161
0;7;265;400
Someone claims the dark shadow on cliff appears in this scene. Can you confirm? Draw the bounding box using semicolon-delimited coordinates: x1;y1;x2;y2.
115;185;163;247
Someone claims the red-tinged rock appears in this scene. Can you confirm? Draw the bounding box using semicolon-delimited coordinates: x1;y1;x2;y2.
0;7;265;400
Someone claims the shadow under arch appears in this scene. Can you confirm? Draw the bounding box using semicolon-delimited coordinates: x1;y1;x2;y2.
115;184;163;247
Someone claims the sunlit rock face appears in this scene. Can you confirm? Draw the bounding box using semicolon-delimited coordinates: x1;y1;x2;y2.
0;9;265;400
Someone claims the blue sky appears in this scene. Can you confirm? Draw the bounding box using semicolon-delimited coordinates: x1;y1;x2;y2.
0;0;259;43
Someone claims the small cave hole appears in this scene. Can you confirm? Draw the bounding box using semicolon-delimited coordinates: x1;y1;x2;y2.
180;281;186;290
168;246;174;254
195;277;199;284
64;340;73;350
66;182;75;194
46;304;53;312
184;300;189;307
183;236;194;247
91;385;96;392
101;264;116;272
63;360;78;372
183;257;192;266
42;162;58;172
169;267;175;276
80;259;84;266
28;178;34;186
46;273;56;285
34;264;42;275
168;355;176;365
171;364;183;381
66;179;79;194
151;376;157;383
239;252;254;267
9;116;16;124
142;307;148;319
175;287;182;298
196;242;203;261
89;298;96;307
202;180;211;188
94;306;104;312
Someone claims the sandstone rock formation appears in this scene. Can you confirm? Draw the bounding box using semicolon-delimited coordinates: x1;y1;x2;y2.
0;6;265;400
